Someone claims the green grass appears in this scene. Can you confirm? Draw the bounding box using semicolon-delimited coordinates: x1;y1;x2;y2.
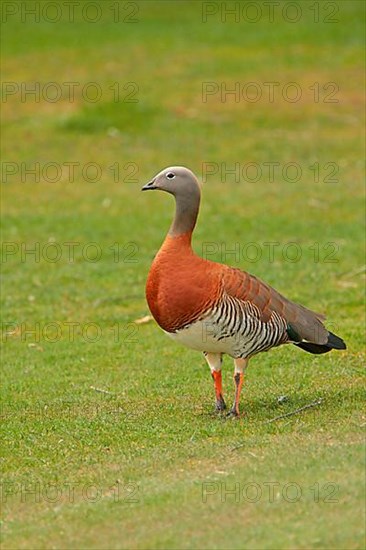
1;1;365;548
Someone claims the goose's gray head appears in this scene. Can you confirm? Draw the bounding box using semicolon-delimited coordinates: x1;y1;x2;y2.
142;166;201;200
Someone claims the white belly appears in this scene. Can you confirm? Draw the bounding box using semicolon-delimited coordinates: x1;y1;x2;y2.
165;317;242;357
163;304;287;359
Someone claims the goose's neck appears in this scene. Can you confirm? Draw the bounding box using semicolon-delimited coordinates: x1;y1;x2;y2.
168;193;200;240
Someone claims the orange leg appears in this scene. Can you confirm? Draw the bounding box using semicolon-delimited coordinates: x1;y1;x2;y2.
228;358;248;417
228;372;244;416
204;352;226;411
211;370;226;411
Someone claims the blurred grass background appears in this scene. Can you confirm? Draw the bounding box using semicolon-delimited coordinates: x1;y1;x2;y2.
1;1;365;549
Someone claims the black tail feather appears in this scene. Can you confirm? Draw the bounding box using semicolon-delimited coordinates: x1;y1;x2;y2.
295;341;331;354
295;331;346;355
327;331;347;350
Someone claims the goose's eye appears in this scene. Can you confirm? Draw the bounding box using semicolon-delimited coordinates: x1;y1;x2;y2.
166;172;175;179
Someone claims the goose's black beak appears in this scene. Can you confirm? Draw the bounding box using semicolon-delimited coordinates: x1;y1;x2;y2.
141;179;157;191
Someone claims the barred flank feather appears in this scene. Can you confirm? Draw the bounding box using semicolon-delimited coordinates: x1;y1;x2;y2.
209;294;288;358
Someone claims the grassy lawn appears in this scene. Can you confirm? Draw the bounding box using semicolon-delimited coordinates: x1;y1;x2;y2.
1;1;365;548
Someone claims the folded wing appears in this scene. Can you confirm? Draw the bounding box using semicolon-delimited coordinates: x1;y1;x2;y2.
221;266;329;345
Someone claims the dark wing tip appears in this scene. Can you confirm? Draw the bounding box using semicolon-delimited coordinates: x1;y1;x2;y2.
294;330;347;354
327;331;347;350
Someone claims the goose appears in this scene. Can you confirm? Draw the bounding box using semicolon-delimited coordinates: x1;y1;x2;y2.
142;166;346;416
